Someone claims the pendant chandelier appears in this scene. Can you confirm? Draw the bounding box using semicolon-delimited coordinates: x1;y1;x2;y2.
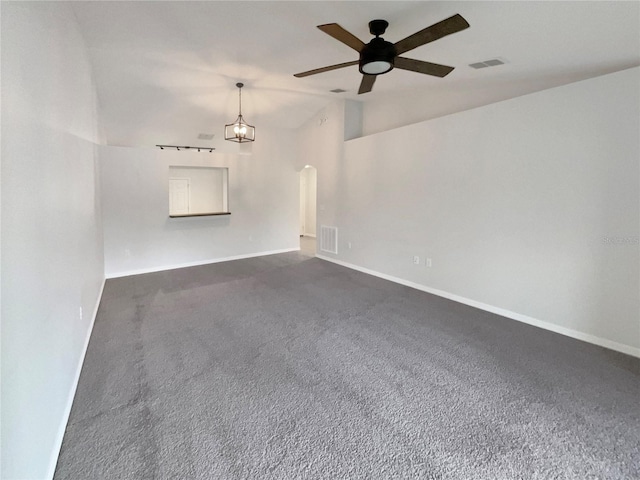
225;82;255;143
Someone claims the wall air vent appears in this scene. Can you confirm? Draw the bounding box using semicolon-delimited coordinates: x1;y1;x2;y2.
198;133;215;140
469;58;506;69
320;225;338;254
330;88;347;93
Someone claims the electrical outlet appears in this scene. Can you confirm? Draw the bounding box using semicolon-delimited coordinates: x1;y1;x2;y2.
413;256;420;265
79;307;83;320
426;258;432;268
348;242;352;249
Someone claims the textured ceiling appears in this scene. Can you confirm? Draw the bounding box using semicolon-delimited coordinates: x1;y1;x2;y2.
70;1;640;147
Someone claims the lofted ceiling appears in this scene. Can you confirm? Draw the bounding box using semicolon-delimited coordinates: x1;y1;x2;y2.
69;1;640;147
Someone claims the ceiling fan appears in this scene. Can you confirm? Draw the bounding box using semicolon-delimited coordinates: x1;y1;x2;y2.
294;14;470;94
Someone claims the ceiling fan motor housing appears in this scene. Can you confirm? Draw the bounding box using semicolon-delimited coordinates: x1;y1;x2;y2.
359;37;396;75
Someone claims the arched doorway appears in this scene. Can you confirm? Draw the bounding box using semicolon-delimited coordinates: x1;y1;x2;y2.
299;165;317;256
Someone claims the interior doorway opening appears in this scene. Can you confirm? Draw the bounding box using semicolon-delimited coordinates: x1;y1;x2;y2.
299;165;317;257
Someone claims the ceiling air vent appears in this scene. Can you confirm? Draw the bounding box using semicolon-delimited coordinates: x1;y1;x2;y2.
330;88;347;93
198;133;214;140
469;58;506;69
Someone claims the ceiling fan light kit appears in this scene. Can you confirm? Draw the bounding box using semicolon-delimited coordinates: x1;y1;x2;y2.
294;14;470;94
225;82;255;143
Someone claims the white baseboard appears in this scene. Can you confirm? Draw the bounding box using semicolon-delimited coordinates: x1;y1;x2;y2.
105;248;299;279
302;234;316;238
48;277;106;479
316;255;640;359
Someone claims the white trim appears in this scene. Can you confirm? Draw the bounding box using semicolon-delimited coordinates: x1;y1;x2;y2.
302;234;316;238
316;255;640;359
48;277;106;479
105;248;299;279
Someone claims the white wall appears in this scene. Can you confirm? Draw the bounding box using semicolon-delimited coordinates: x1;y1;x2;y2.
299;172;306;235
1;3;105;479
300;166;317;237
302;67;640;356
296;102;346;235
101;130;300;277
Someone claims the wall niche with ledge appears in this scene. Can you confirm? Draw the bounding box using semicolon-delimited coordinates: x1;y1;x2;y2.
168;166;229;217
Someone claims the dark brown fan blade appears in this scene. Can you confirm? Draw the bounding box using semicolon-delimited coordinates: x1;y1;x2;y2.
395;57;454;77
394;14;470;55
317;23;365;52
294;60;359;78
358;74;376;94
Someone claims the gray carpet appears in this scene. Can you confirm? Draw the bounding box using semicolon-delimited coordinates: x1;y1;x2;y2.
55;252;640;479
